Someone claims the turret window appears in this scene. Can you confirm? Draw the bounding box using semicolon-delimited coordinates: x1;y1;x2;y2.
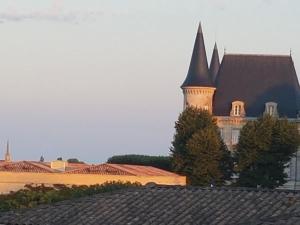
264;102;278;117
230;101;245;117
269;105;274;116
234;105;241;116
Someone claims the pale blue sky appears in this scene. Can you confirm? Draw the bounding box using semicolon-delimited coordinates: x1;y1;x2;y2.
0;0;299;163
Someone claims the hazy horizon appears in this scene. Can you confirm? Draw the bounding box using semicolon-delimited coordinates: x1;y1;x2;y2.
0;0;299;163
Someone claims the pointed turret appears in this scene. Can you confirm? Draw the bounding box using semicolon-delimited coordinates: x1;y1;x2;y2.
181;23;216;112
210;42;220;83
181;23;212;87
5;141;11;162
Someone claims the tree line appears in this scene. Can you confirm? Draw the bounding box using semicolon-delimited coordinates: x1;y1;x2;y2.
0;182;140;212
109;107;300;189
171;107;300;188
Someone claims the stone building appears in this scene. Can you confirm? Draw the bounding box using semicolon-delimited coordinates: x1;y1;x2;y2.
181;23;300;188
0;158;185;193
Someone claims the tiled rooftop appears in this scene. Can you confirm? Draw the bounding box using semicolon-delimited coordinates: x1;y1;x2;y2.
1;186;300;225
0;161;179;177
66;163;180;176
65;163;134;175
0;161;55;173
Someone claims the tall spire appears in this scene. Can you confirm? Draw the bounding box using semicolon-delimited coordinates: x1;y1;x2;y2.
181;22;212;88
5;140;11;162
210;42;220;83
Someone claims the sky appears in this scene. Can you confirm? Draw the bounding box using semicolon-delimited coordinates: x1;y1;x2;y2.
0;0;299;163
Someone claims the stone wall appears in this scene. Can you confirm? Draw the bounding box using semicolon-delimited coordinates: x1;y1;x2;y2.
182;87;215;113
0;172;186;194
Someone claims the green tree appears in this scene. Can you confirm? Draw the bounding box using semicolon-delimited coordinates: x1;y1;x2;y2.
170;107;233;186
235;115;300;188
67;158;84;164
107;155;172;171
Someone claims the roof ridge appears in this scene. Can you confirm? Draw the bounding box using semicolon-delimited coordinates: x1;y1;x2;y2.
27;161;55;173
20;161;54;173
64;163;135;175
225;53;291;57
105;163;136;176
145;185;300;193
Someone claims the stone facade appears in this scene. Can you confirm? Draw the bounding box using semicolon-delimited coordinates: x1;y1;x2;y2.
181;23;300;189
182;87;215;113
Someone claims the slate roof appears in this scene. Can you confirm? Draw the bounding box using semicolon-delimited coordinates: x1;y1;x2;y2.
210;43;220;83
1;186;300;225
240;212;300;225
181;23;212;87
213;54;300;117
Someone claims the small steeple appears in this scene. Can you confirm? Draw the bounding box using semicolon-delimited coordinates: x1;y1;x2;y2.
5;141;11;162
181;22;212;88
210;42;220;83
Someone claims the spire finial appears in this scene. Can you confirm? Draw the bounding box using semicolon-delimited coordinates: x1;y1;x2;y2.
210;42;220;83
214;42;218;50
5;140;11;162
182;22;211;87
197;22;203;34
290;48;292;57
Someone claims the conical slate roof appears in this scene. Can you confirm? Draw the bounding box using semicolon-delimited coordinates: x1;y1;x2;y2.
210;43;220;83
181;23;212;88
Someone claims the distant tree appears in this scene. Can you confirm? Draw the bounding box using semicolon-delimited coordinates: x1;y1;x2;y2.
39;156;44;162
170;107;233;186
107;155;172;171
67;158;84;164
235;115;300;188
57;157;63;161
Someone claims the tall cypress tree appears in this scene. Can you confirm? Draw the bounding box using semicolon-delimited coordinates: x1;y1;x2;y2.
236;115;300;188
170;107;233;186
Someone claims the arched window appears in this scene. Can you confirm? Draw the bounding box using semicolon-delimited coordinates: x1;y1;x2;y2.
230;101;245;117
234;105;241;116
264;102;278;117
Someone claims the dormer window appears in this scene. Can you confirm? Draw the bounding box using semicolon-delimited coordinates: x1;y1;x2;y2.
234;105;241;116
264;102;278;117
230;101;245;117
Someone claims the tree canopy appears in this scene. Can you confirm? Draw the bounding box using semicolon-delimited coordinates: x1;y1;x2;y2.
170;107;233;186
0;181;140;212
67;158;85;164
107;155;172;171
235;115;300;188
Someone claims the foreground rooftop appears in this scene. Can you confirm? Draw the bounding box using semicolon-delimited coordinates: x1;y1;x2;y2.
1;185;300;225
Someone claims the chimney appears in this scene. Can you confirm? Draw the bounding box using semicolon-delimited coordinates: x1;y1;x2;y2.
50;160;68;172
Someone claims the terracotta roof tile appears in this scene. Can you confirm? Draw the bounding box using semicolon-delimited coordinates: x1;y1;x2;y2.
65;163;180;176
0;161;54;173
65;163;134;175
107;164;180;176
